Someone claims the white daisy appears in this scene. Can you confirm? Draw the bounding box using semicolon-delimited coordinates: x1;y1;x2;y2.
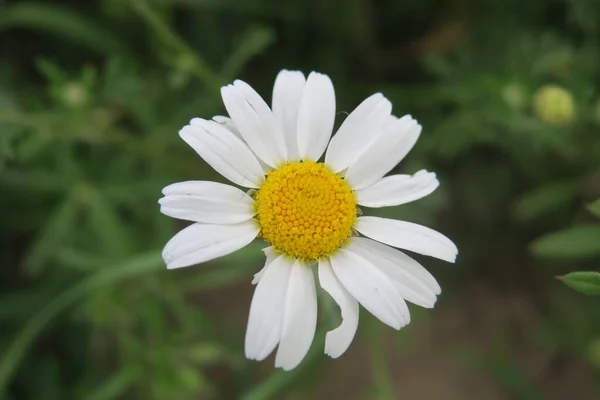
159;70;458;371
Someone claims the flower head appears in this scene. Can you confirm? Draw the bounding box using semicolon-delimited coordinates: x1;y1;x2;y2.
159;70;458;370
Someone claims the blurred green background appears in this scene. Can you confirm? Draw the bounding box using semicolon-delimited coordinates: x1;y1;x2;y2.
1;0;600;399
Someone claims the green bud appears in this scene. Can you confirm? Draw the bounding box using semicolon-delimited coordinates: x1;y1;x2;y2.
61;82;89;108
532;85;574;125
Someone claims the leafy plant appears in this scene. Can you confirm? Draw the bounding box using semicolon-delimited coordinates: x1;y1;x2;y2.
2;0;600;398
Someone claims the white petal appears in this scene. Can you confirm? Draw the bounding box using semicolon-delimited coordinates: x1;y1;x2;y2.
199;116;270;174
383;115;399;128
356;216;458;263
330;248;410;330
325;93;392;172
162;220;259;269
272;70;306;162
245;255;293;361
345;115;422;190
275;260;318;370
349;238;439;308
350;237;441;295
356;170;439;207
179;121;264;188
208;115;272;173
297;72;336;161
252;246;278;285
318;258;359;358
159;181;255;224
221;81;286;167
209;115;243;139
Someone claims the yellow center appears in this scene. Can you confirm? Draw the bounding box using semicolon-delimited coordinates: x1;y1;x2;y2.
255;161;357;261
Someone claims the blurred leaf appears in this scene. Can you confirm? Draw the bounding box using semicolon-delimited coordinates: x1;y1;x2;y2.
0;125;17;167
483;358;541;399
589;199;600;218
87;192;134;256
429;111;495;160
34;357;62;400
457;344;541;399
129;0;221;92
0;279;67;322
188;343;231;366
55;248;110;271
513;180;578;222
17;134;54;161
23;194;80;275
531;225;600;259
177;365;208;392
589;337;600;368
222;26;276;79
558;271;600;295
86;367;140;400
0;251;162;396
0;169;70;193
0;3;130;57
36;59;67;89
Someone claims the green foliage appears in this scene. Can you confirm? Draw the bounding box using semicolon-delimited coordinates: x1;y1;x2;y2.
2;0;600;398
0;3;131;58
589;199;600;218
536;195;600;297
531;226;600;259
222;26;277;80
558;272;600;295
0;252;163;394
513;180;578;222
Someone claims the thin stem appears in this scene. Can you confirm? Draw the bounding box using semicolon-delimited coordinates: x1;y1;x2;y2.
240;333;325;400
368;322;396;400
129;0;223;94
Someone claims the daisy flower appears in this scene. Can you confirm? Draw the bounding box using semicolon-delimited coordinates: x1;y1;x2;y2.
159;70;458;371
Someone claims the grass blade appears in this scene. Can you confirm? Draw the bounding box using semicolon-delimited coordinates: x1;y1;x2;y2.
0;251;162;395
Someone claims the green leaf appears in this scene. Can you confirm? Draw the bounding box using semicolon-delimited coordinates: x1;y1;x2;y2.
0;169;71;193
86;367;140;400
513;180;577;222
23;194;81;275
222;25;276;79
558;271;600;295
0;251;162;396
55;248;110;271
589;199;600;218
530;225;600;259
0;3;130;58
87;192;133;256
188;343;231;366
129;0;222;92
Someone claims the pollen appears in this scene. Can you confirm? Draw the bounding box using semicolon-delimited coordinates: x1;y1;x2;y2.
255;161;357;261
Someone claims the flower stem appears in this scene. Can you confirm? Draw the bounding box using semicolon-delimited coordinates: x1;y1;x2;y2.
368;322;396;400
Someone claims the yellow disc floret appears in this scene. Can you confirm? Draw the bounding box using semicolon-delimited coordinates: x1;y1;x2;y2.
255;161;357;261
